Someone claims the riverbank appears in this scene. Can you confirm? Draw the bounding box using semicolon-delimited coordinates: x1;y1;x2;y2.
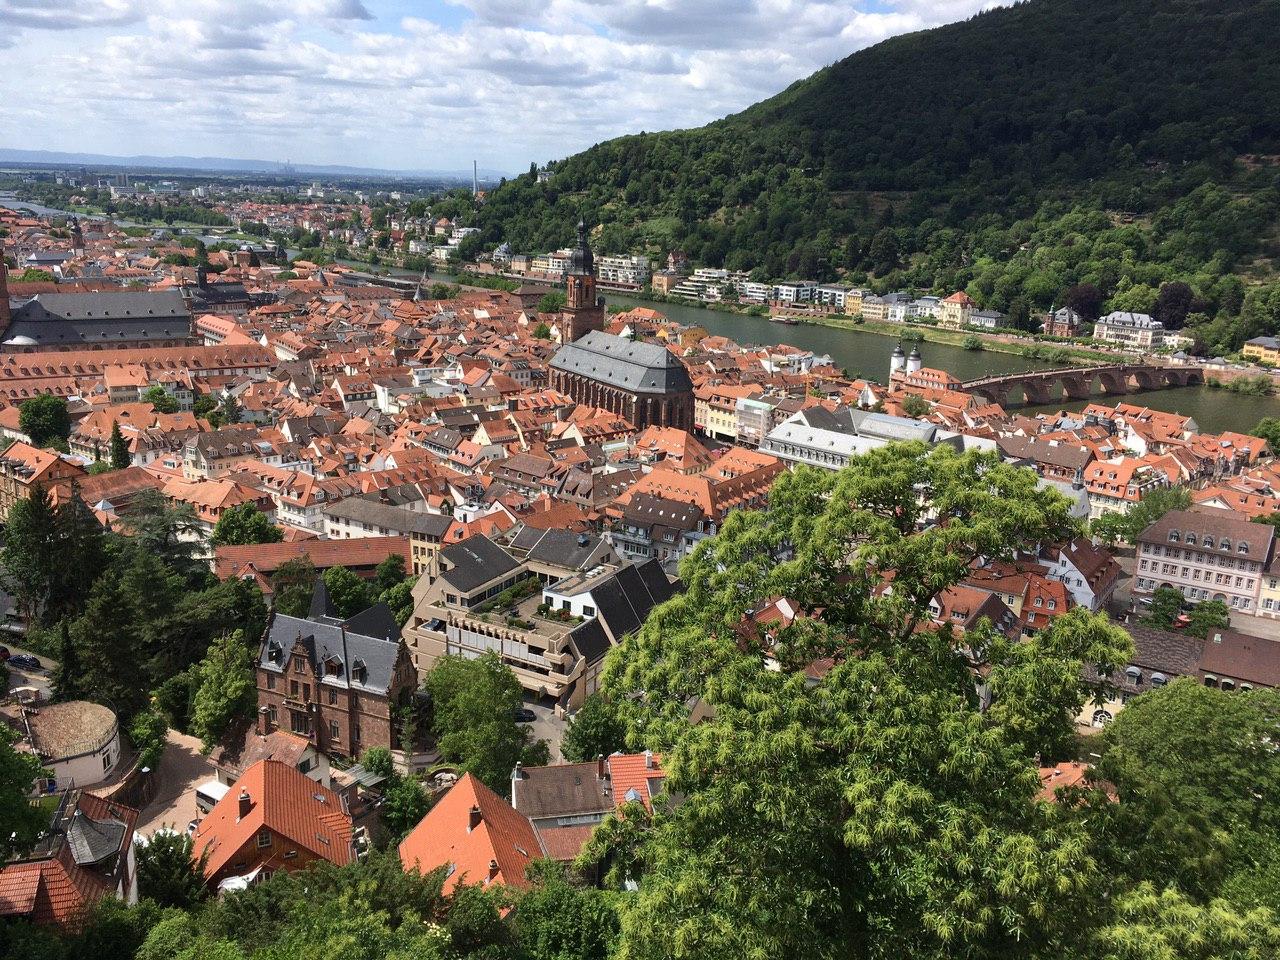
796;314;1123;366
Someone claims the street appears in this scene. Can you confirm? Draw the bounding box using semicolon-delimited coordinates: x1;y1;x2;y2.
2;640;57;701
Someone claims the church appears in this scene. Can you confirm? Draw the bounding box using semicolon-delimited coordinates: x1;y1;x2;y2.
548;224;694;430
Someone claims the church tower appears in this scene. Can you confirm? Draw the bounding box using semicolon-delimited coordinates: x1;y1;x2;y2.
561;220;604;343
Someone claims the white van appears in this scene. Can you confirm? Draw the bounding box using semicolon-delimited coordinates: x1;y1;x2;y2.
194;779;231;814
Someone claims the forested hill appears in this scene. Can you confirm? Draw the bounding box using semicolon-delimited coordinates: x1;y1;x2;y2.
475;0;1280;353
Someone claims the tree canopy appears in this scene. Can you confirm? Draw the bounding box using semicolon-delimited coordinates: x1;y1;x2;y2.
210;503;283;548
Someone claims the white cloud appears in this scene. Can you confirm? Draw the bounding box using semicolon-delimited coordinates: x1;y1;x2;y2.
0;0;1001;170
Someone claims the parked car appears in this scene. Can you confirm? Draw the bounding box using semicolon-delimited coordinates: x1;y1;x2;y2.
514;707;537;723
9;654;40;670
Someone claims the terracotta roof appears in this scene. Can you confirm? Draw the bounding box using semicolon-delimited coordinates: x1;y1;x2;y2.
214;536;411;580
192;759;354;878
399;773;543;893
606;752;665;810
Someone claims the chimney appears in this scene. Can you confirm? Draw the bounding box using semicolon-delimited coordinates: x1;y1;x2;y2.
468;805;482;833
488;858;499;879
644;749;654;770
238;789;251;820
597;754;607;781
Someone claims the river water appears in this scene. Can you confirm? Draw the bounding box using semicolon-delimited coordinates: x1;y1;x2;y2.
602;293;1279;435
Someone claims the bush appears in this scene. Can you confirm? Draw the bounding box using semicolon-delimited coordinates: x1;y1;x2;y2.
128;710;167;770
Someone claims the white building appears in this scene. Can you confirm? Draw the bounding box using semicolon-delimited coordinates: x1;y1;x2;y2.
596;254;651;286
1093;311;1165;349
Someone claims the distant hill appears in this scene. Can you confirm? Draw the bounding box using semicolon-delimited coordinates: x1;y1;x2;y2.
0;147;506;182
476;0;1280;352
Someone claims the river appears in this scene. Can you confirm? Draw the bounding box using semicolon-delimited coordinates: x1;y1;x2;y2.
602;293;1280;435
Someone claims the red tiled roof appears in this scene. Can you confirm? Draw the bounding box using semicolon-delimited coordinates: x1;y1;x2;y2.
399;773;543;893
607;752;665;810
192;759;354;878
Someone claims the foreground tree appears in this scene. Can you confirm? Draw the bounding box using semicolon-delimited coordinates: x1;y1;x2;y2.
596;444;1127;959
210;502;283;547
109;420;131;469
424;652;549;795
0;725;47;857
135;829;207;909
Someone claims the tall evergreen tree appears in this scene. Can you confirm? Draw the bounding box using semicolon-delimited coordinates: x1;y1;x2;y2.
51;619;82;702
0;484;59;625
109;420;130;469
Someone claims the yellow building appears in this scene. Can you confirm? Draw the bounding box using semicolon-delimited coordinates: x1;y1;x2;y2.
1243;336;1280;366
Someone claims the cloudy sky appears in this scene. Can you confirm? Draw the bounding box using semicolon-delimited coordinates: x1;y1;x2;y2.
0;0;997;174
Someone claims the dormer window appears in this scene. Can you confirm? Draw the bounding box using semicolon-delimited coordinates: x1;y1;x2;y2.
1221;538;1232;551
1185;534;1196;546
1168;531;1180;543
352;659;368;684
1239;543;1250;555
267;642;282;663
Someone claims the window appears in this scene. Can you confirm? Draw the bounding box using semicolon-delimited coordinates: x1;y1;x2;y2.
267;675;276;691
290;680;299;697
1221;538;1232;551
1240;542;1250;554
294;658;305;674
1168;530;1180;542
328;688;337;705
267;705;277;726
329;720;340;741
1185;534;1196;546
257;830;271;849
1048;599;1056;610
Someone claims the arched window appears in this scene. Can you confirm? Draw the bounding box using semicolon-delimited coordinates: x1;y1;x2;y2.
1221;679;1236;692
1092;709;1113;728
1185;534;1197;546
1126;666;1143;685
1221;538;1232;551
1204;675;1218;688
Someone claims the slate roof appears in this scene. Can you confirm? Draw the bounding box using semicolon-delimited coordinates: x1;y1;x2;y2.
512;527;606;571
5;290;192;347
261;607;403;695
1138;509;1274;561
511;761;612;821
438;534;522;593
550;331;693;395
322;497;453;538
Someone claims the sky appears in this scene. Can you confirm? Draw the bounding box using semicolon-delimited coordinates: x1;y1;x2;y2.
0;0;1000;175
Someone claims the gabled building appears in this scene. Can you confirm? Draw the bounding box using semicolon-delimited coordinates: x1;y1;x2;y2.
0;791;139;928
191;759;356;891
255;585;417;757
399;772;543;894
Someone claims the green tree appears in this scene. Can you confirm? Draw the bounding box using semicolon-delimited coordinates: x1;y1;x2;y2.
1250;417;1280;454
128;709;168;770
1142;586;1185;630
51;619;82;701
272;556;318;617
119;488;203;577
190;632;258;752
595;443;1102;958
561;694;627;763
323;565;373;619
382;774;432;842
374;553;407;594
538;291;566;313
0;485;59;625
1185;599;1230;639
18;395;70;448
533;322;552;339
135;830;208;909
141;386;180;414
210;502;283;547
192;394;217;419
1092;883;1280;960
110;421;131;469
424;652;549;795
512;859;620;960
900;393;930;418
0;724;47;857
982;607;1133;761
379;577;417;626
1098;681;1280;899
68;573;147;717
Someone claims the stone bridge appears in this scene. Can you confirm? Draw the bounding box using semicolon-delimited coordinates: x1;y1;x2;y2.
961;363;1204;407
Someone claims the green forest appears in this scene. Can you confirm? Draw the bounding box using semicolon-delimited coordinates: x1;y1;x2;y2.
474;0;1280;353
